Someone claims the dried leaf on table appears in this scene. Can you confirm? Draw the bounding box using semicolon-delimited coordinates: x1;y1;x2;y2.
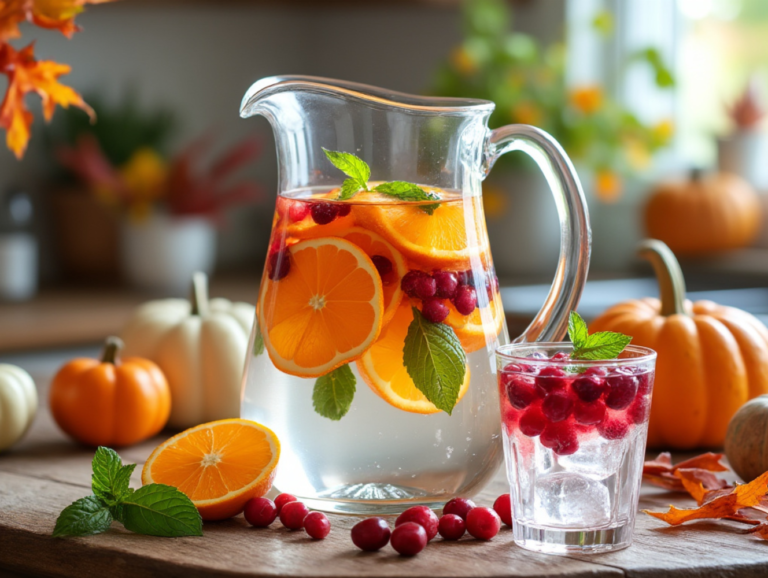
643;452;728;492
674;469;731;505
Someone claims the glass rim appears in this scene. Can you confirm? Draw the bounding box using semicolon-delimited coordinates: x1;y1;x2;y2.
495;342;657;367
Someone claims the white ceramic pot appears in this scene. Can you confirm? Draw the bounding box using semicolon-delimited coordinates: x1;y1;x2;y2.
121;213;216;295
718;131;768;190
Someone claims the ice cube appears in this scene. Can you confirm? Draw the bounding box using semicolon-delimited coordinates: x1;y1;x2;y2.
534;472;611;528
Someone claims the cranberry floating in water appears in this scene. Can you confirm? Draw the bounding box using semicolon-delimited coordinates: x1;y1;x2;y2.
598;417;630;440
304;511;331;540
438;514;466;540
421;297;449;323
395;505;439;541
605;374;638;410
492;494;512;527
628;396;650;425
636;371;653;396
336;203;352;217
288;201;310;222
466;507;501;540
584;366;608;378
433;270;459;299
551;352;570;361
535;366;568;393
244;497;277;527
310;202;339;225
351;517;391;551
401;270;435;299
571;374;604;402
505;375;540;410
573;398;607;425
391;522;428;556
542;390;574;422
452;284;477;315
540;422;579;455
268;250;291;281
443;497;476;520
371;255;393;279
519;406;547;437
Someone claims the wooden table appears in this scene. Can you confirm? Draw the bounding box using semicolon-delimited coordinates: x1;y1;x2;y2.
2;384;768;577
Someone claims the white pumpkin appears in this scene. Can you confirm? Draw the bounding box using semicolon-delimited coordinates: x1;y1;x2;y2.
0;364;37;452
121;272;255;429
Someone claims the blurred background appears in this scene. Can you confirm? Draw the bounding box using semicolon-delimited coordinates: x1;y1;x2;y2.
1;0;768;353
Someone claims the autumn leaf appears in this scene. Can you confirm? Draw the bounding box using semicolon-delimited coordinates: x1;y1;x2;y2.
643;452;728;492
0;42;94;158
674;469;731;505
0;0;113;42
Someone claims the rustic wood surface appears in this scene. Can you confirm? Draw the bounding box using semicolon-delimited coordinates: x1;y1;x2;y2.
2;378;768;577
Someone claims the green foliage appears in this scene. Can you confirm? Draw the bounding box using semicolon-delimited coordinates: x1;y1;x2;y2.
313;364;357;421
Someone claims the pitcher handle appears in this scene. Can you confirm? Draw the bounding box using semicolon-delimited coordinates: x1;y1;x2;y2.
484;124;591;343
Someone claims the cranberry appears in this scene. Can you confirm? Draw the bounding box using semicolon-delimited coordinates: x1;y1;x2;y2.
466;507;501;540
244;497;277;527
275;196;291;218
391;522;428;556
336;203;352;217
519;405;547;437
395;505;439;541
274;493;298;514
598;417;630;440
304;511;331;540
268;250;291;281
535;366;568;393
443;497;476;520
452;284;477;315
628;396;650;425
636;372;653;396
492;494;512;527
540;422;579;455
421;298;449;323
371;255;393;279
279;500;309;530
351;517;391;551
433;271;459;299
438;514;466;540
401;270;435;299
487;273;500;296
571;375;604;402
584;366;608;378
605;374;638;410
551;352;570;361
288;201;310;222
573;398;606;425
505;375;540;409
457;269;474;286
310;202;339;225
542;390;574;422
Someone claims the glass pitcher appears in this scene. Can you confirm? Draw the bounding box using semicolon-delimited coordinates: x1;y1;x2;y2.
239;75;590;514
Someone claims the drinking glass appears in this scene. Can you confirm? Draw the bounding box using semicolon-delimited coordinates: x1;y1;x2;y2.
496;343;657;554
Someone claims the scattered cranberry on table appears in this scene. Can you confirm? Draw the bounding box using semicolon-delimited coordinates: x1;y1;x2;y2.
274;493;298;514
304;511;331;540
395;505;439;541
438;514;466;541
442;497;476;520
244;497;277;528
466;507;501;541
279;500;309;530
351;517;391;551
391;522;428;556
492;494;512;527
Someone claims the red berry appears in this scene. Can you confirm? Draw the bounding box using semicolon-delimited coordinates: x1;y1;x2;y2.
421;298;449;323
390;522;428;556
605;374;638;410
275;196;291;218
268;251;291;281
336;204;352;217
395;505;439;541
401;270;435;299
542;390;574;422
519;406;547;437
584;366;608;378
573;398;606;425
371;255;393;279
598;417;630;440
492;494;512;527
466;507;501;540
535;366;568;393
551;352;570;361
636;371;653;396
438;514;466;540
310;202;339;225
351;517;391;551
540;422;579;455
274;493;298;513
443;497;476;520
244;497;277;527
288;201;310;222
433;271;459;299
279;501;309;530
457;270;474;286
628;396;650;425
304;511;331;540
571;375;604;402
452;284;477;315
505;375;540;409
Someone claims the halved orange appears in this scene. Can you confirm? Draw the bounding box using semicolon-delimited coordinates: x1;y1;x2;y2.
338;227;406;327
259;237;384;377
141;418;280;521
445;296;506;353
357;301;470;414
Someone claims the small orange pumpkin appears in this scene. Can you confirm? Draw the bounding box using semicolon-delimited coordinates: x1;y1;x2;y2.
590;240;768;449
50;336;171;447
644;170;762;255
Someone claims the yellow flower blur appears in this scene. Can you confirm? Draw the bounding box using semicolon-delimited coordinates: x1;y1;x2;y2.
511;101;542;126
450;47;477;77
595;169;622;203
570;86;603;115
119;147;168;204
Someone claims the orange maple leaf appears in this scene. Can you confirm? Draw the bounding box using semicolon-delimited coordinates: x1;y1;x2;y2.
0;0;112;41
0;42;94;158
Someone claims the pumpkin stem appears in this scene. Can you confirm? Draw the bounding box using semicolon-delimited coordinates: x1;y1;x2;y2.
190;271;209;316
637;239;687;317
101;336;124;365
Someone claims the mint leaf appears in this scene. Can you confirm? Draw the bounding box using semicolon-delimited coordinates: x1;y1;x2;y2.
119;484;203;537
567;311;589;349
313;364;356;420
92;447;135;505
572;332;632;361
338;178;361;201
403;308;466;415
373;182;439;215
323;149;370;193
53;496;113;538
253;320;264;357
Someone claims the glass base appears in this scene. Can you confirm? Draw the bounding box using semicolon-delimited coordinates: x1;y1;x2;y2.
285;483;447;515
513;521;633;554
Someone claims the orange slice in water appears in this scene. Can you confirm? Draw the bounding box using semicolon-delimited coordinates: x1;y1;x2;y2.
445;296;506;353
259;237;384;377
338;227;406;327
357;301;470;414
141;418;280;521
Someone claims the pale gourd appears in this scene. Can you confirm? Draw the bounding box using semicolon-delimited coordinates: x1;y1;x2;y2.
121;272;255;429
725;395;768;482
0;364;37;452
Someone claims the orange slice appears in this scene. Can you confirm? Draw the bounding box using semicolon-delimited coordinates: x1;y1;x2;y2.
445;296;506;353
141;418;280;521
259;237;384;377
338;227;406;327
357;301;470;414
355;196;488;269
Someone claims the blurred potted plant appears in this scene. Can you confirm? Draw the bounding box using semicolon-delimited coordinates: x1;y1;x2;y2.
428;0;674;275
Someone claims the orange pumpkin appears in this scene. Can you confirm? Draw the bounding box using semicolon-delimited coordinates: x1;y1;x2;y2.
644;170;762;255
50;336;171;447
590;240;768;449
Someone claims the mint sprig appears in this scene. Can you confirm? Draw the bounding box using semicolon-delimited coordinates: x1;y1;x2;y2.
568;311;632;360
403;308;467;415
53;447;202;539
313;364;356;420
